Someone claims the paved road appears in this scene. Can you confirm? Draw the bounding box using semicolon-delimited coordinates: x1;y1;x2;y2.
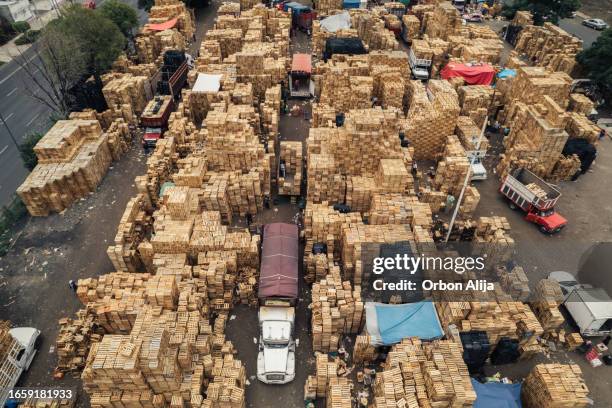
0;0;148;208
559;16;603;48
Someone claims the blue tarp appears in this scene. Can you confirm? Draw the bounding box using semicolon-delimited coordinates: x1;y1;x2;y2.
343;0;361;9
365;301;444;345
471;379;522;408
498;68;516;79
284;2;309;12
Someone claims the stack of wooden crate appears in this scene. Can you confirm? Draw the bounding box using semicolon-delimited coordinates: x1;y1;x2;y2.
424;1;463;40
303;202;363;259
521;364;590;408
17;120;116;217
368;193;432;230
278;141;303;196
352;334;377;364
326;378;352;408
496;264;530;302
346;176;378;213
148;0;195;40
499;66;572;110
549;154;581;182
311;267;364;352
531;279;565;335
56;309;103;375
433;135;470;196
514;23;581;74
459;185;481;216
568;93;595;116
372;338;476;408
305;353;341;400
457;85;494;128
565;112;600;144
401;14;420;41
455;115;487;152
305;253;331;284
103;74;152;115
404;80;461;159
340;224;413;284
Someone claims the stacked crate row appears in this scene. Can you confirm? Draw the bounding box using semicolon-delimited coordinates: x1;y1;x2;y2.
278;141;303;196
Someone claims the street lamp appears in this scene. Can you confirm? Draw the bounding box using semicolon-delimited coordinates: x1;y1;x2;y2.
0;111;20;150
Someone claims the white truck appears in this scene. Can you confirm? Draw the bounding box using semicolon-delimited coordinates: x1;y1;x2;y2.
0;327;41;407
466;150;487;181
257;223;299;385
257;306;296;384
564;288;612;337
408;48;431;80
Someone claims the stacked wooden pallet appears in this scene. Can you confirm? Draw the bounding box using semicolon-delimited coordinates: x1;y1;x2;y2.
433;135;470;196
404;80;461;159
565;112;600;144
424;1;462;40
17;120;115;217
457;85;494;128
205;29;243;59
278;141;303;196
402;14;420;41
549;155;581;182
497;98;570;179
20;399;75;408
515;23;581;74
500;67;572;110
472;216;515;268
522;364;590;408
103;74;151;115
326;377;352;408
460;185;480;217
496;264;530;302
455;115;487;152
148;0;195;40
305;353;342;400
311;266;364;352
340;224;413;284
568;93;595;116
305;253;331;284
303;202;363;259
372;338;476;408
368;193;432;230
531;279;565;334
353;334;377;364
56;309;103;375
218;1;240;15
203;355;246;408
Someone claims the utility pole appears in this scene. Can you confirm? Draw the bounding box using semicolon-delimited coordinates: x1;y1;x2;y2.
444;116;488;244
0;112;20;151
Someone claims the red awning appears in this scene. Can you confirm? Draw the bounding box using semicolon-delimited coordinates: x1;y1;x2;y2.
440;62;495;85
146;18;178;31
291;53;311;74
258;223;299;300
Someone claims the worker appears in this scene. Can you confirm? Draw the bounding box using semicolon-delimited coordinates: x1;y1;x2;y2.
246;213;253;226
279;161;286;178
599;128;607;140
371;96;378;107
411;162;418;176
446;194;456;214
68;280;77;293
264;195;270;209
264;140;269;153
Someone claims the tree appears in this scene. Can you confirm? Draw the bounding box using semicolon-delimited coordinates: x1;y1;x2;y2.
502;0;581;25
53;5;126;88
14;25;87;117
18;132;44;171
99;0;139;38
577;28;612;101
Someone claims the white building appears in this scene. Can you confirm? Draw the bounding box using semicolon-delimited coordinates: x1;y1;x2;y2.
0;0;34;23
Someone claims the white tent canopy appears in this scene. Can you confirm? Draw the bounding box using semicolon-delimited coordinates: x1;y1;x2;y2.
193;73;222;93
320;11;351;33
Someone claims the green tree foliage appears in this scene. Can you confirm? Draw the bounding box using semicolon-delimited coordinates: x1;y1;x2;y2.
18;133;44;171
138;0;154;12
577;28;612;95
99;0;139;38
52;5;126;86
0;15;17;45
14;29;40;45
502;0;581;25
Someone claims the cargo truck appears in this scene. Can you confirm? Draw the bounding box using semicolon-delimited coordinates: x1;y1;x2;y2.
408;48;431;80
157;50;188;100
0;327;41;407
140;96;175;148
257;223;298;385
499;168;567;233
564;288;612;337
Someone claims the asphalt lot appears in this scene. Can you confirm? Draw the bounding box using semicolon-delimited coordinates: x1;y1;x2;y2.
559;16;604;48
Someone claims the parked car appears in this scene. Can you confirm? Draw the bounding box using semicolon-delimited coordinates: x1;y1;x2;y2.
462;13;482;23
582;18;609;30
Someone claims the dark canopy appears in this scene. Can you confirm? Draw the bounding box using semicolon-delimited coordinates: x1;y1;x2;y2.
258;223;299;300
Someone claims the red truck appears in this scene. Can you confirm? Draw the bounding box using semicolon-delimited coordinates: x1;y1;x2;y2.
499;168;567;233
140;95;175;148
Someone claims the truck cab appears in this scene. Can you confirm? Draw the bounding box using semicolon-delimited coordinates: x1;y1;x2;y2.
257;306;296;384
142;128;163;149
408;48;431;80
1;328;41;407
525;208;567;234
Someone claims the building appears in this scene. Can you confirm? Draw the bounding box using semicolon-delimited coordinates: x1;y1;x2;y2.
0;0;34;23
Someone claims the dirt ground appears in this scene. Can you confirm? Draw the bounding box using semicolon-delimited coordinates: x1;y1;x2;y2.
580;0;612;25
1;4;612;408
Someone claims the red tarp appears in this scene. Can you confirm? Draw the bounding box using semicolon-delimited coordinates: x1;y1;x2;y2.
291;53;312;74
147;18;178;31
440;63;495;85
258;223;299;300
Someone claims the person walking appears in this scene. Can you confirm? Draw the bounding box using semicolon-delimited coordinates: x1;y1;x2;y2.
446;194;456;214
68;280;78;293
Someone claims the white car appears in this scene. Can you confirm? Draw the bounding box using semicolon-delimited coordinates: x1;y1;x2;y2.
547;271;592;300
582;18;609;30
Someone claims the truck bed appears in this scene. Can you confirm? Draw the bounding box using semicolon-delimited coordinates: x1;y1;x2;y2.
501;168;561;210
